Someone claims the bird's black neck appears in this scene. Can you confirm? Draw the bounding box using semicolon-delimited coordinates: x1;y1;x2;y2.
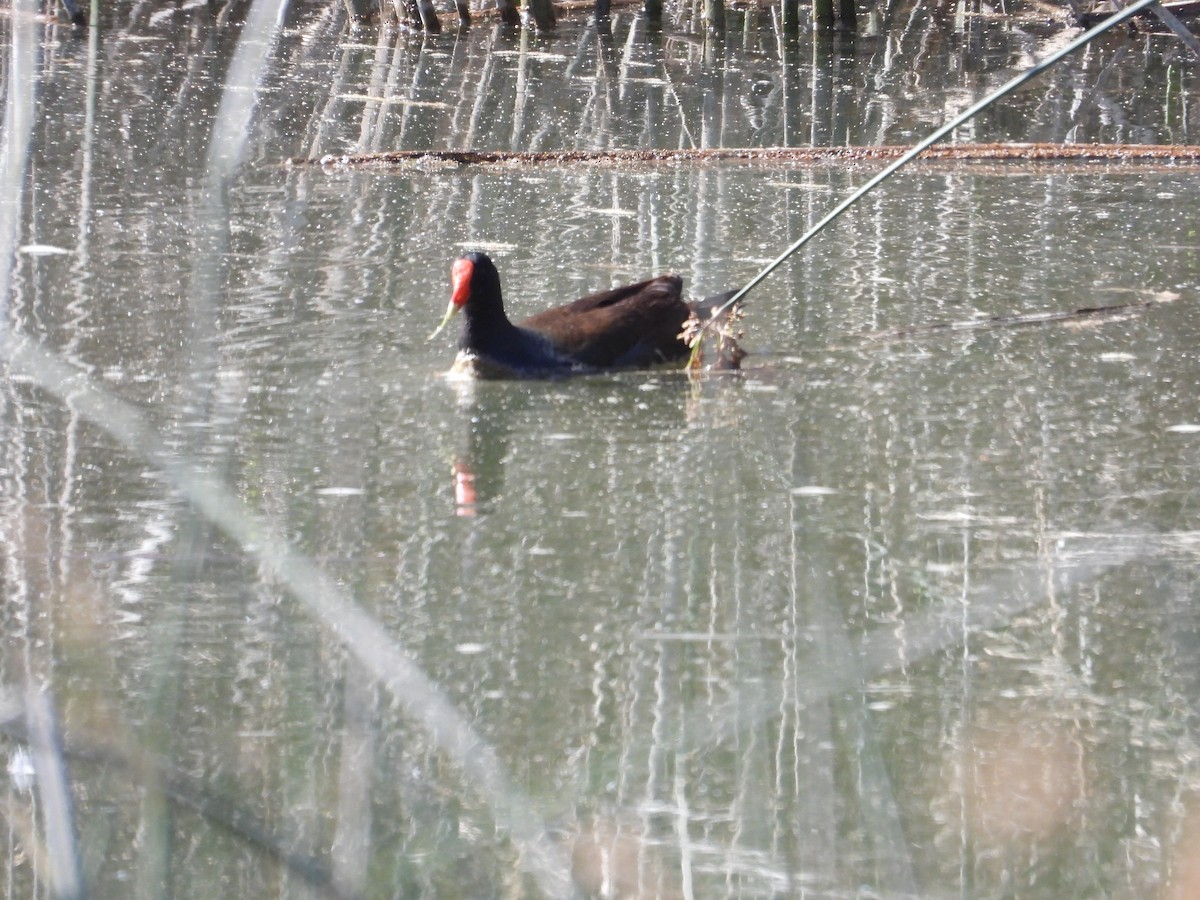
458;297;520;355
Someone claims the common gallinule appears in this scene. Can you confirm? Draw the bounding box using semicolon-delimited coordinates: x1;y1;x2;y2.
430;252;740;378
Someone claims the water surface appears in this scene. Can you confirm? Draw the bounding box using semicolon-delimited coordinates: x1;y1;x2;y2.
3;3;1200;897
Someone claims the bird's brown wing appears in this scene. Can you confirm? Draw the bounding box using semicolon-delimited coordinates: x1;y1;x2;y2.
518;275;690;368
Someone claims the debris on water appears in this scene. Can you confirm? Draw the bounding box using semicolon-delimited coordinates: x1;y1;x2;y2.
19;244;71;255
7;747;34;792
454;241;519;252
288;143;1200;172
681;297;747;372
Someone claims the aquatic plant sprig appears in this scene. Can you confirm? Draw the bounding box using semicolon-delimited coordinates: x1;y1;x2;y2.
684;0;1167;367
681;299;746;372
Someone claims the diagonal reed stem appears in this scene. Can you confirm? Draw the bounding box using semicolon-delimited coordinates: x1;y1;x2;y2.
688;0;1167;362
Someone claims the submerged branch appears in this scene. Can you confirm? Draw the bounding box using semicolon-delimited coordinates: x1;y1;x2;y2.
860;294;1176;343
291;143;1200;169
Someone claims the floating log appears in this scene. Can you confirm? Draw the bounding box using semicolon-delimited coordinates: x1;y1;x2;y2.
291;143;1200;170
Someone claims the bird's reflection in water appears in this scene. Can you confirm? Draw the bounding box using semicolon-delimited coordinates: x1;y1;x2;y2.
448;380;517;518
451;456;478;517
446;364;746;517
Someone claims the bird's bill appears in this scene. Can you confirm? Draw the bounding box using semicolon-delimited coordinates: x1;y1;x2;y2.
430;257;476;341
428;300;461;341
